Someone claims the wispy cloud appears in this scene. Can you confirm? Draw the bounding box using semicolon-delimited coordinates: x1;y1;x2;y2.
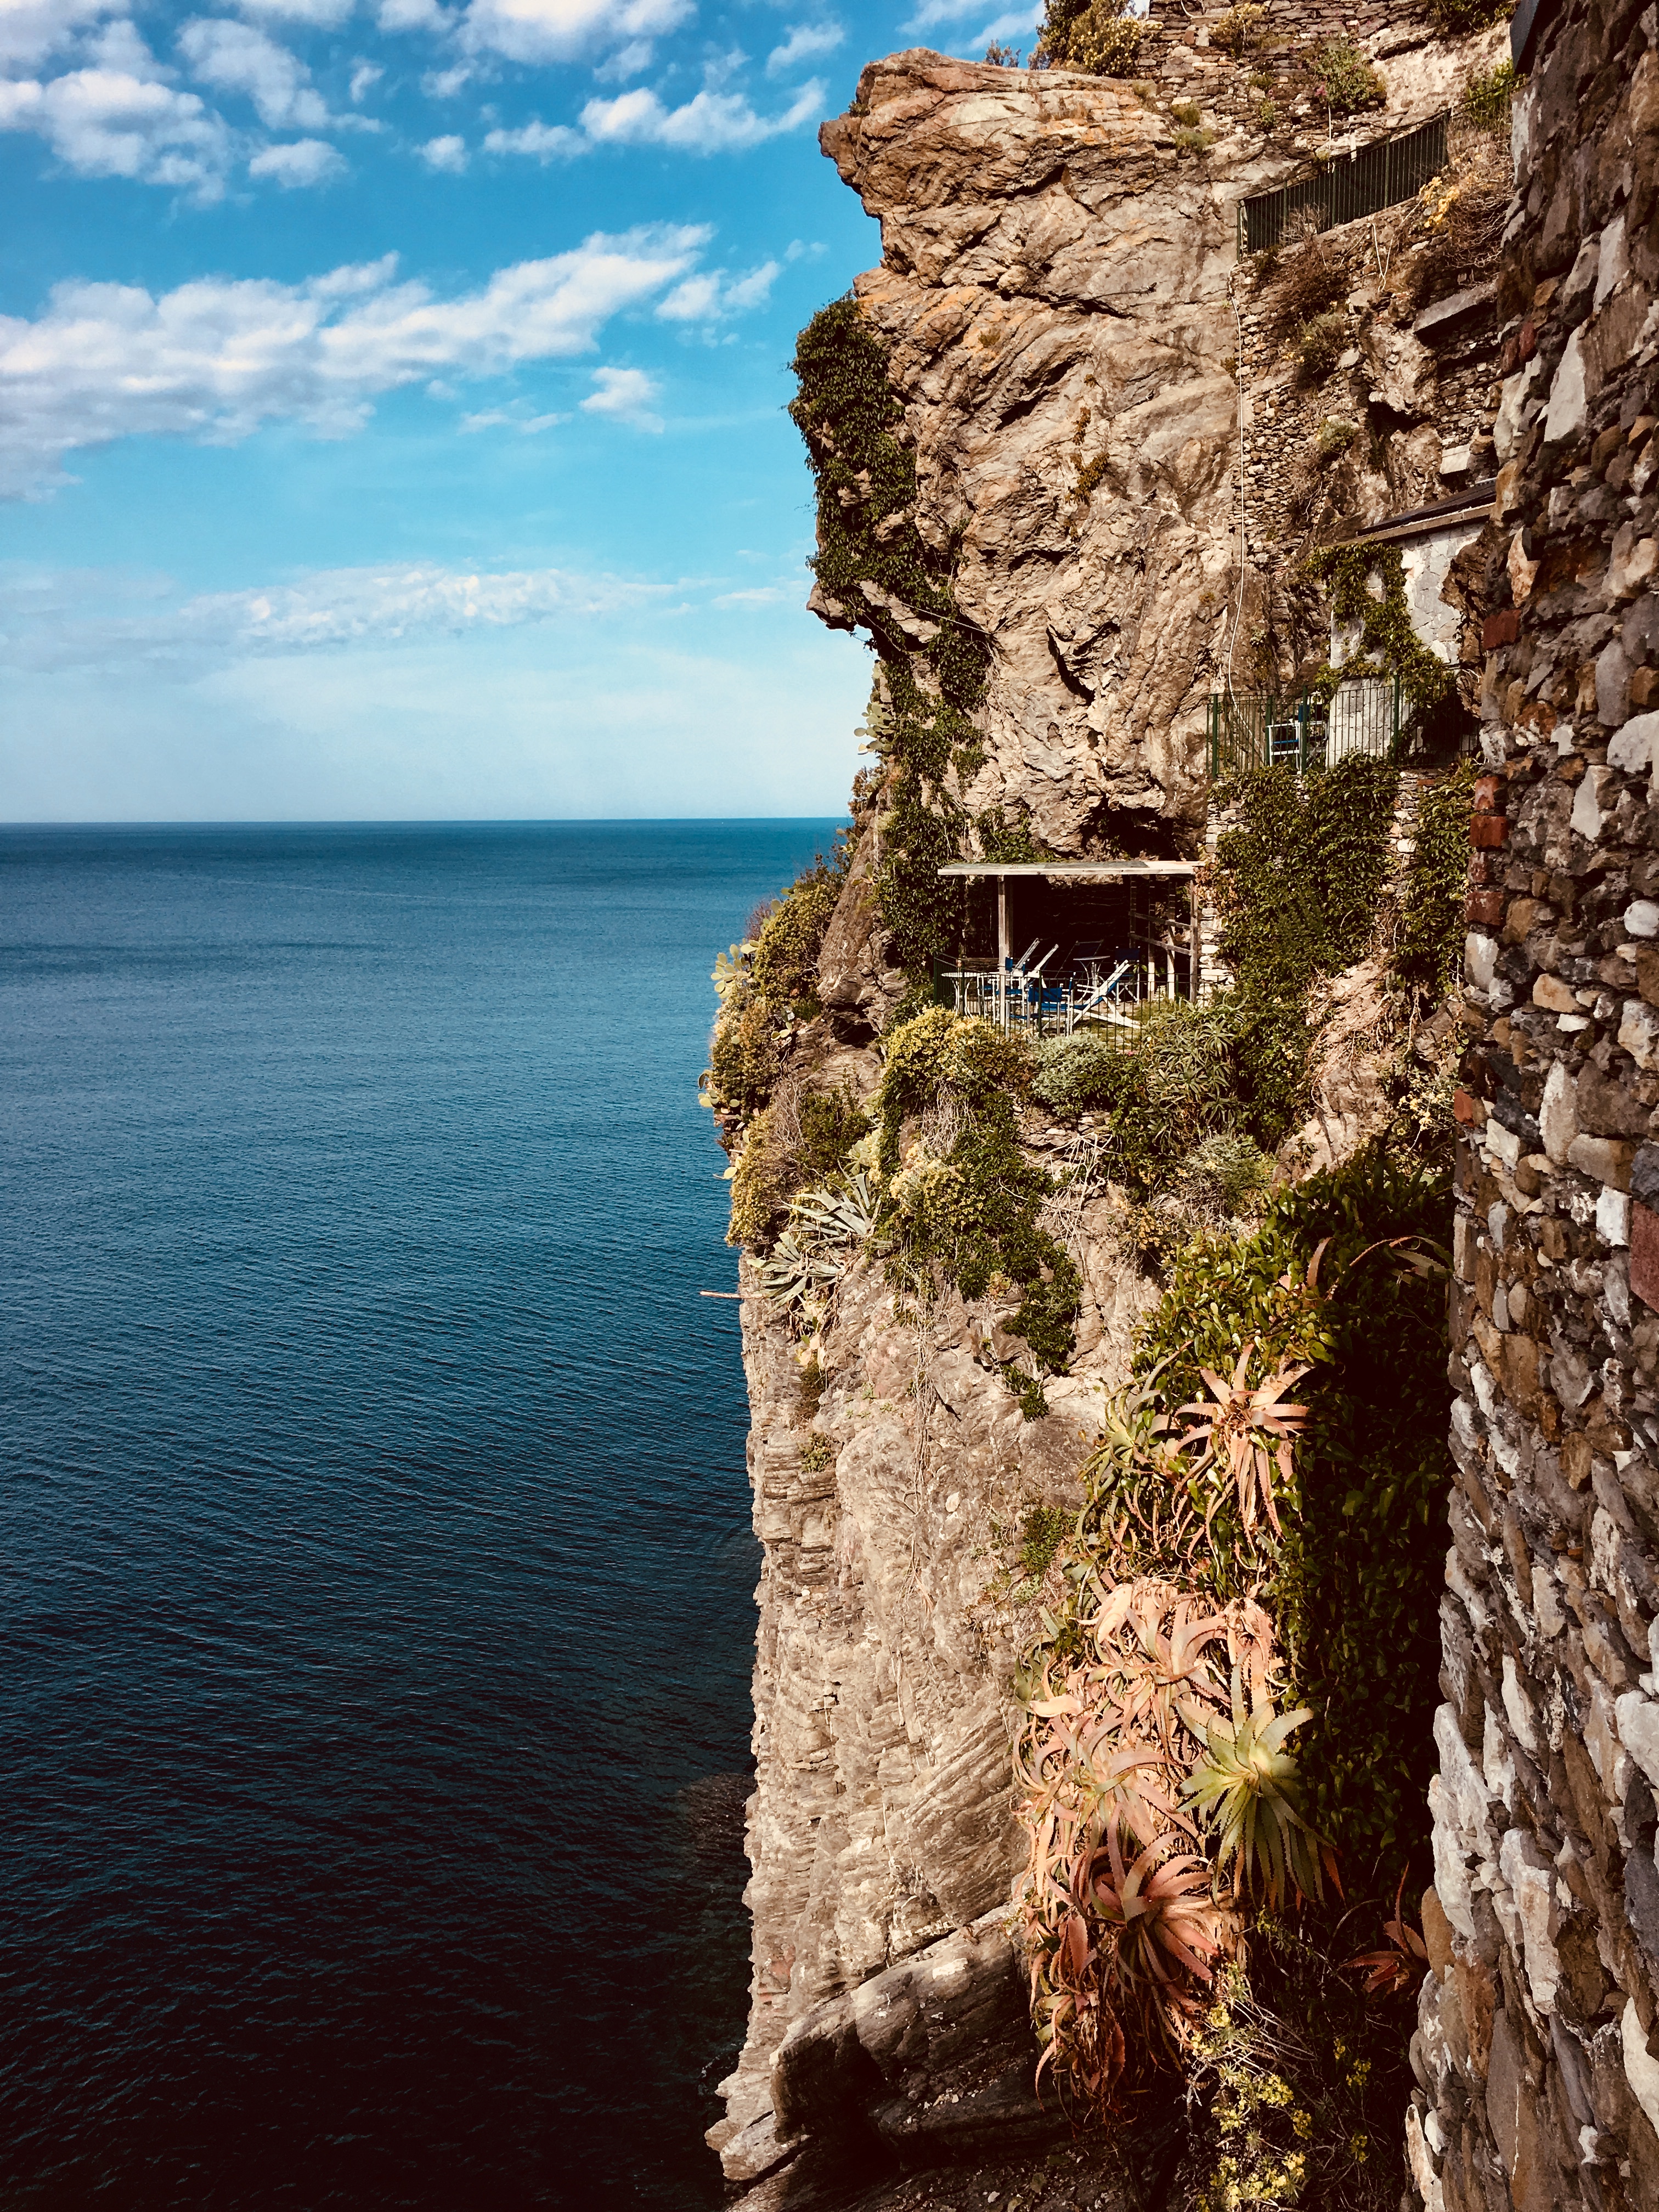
0;0;127;73
486;77;824;162
0;559;670;671
454;0;692;65
248;134;346;184
177;18;330;131
765;21;842;77
657;261;779;321
0;228;710;496
579;365;661;431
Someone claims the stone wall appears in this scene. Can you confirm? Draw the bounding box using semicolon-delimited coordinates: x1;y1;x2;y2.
1417;5;1659;2210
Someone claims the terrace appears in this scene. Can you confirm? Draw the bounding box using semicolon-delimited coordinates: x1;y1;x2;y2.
934;858;1199;1036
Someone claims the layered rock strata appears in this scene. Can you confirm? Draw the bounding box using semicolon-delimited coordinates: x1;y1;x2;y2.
1419;5;1659;2209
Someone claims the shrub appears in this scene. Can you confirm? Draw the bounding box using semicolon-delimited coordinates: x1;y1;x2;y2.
727;1108;787;1246
1294;309;1347;383
1463;58;1515;136
1214;4;1266;59
1316;415;1358;465
710;998;785;1119
749;870;840;1013
794;1084;871;1182
1430;0;1509;28
1309;39;1384;117
1170;98;1202;126
1037;0;1142;74
1272;233;1345;335
1173;125;1217;156
1031;998;1246;1195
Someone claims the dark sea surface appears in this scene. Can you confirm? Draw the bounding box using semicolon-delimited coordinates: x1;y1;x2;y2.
0;821;836;2211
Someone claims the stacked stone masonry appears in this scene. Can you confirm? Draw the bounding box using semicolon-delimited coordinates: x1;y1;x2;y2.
1421;6;1659;2211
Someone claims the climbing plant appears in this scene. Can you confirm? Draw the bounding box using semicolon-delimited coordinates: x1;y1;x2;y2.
1209;755;1400;1146
1303;545;1455;717
1393;761;1475;999
789;297;991;977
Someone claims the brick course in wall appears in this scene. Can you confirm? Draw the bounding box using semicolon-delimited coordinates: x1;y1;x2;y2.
1415;6;1659;2211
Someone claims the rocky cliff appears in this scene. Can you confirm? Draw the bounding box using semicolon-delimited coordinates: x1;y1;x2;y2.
709;13;1528;2209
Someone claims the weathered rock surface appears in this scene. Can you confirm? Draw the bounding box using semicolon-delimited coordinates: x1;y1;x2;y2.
1420;6;1659;2210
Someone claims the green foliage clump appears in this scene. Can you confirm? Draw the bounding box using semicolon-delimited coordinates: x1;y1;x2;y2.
1306;544;1456;718
727;1107;786;1247
1173;125;1218;156
1295;309;1347;383
1190;1945;1413;2212
1019;1502;1070;1583
795;1084;871;1183
1170;99;1202;126
1393;762;1475;1000
749;868;840;1012
1316;416;1358;465
1430;0;1511;30
1036;0;1142;74
874;1010;1081;1381
709;1000;785;1121
798;1432;836;1474
1136;1152;1452;1865
1463;57;1516;135
1308;40;1384;117
1214;4;1267;59
788;300;992;977
1032;998;1246;1195
1210;757;1400;1146
974;805;1052;864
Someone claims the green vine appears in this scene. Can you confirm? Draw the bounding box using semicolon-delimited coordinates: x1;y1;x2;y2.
1393;761;1475;1000
1210;757;1400;1146
789;298;992;978
874;1008;1082;1383
1303;545;1455;717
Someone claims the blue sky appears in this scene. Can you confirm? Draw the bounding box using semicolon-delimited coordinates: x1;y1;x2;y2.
0;0;1039;821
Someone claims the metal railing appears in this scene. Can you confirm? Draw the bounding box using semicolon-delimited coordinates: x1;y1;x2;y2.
1207;678;1404;781
940;941;1190;1037
1238;114;1449;256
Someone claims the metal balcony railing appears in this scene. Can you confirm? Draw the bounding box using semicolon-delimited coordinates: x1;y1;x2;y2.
1207;677;1404;781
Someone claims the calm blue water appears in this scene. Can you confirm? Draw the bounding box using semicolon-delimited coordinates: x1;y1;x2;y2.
0;821;834;2211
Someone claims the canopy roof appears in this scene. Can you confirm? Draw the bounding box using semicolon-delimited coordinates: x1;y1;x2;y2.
936;860;1197;881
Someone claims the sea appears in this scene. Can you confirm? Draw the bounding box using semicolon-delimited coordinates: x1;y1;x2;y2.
0;820;837;2211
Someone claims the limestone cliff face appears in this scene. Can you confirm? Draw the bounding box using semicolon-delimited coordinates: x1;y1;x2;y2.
712;25;1506;2206
715;1152;1159;2158
811;40;1496;856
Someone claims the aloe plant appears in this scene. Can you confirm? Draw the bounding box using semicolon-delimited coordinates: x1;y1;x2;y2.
1182;1670;1333;1910
755;1170;878;1311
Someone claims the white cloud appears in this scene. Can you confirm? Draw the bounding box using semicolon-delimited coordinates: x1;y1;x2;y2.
376;0;447;27
233;0;358;24
177;18;330;129
481;115;581;158
419;128;466;167
459;404;565;432
591;36;651;79
657;259;777;321
0;0;126;71
0;558;668;670
348;58;382;98
0;67;230;191
579;364;660;431
580;77;822;152
457;0;691;65
249;134;345;183
765;21;842;76
0;228;708;495
421;59;470;93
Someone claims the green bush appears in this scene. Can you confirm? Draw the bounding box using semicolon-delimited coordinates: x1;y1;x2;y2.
1031;998;1245;1195
1309;39;1384;117
1037;0;1142;74
1316;415;1358;465
1463;58;1515;136
1430;0;1510;29
795;1084;871;1182
749;870;840;1011
1214;4;1267;59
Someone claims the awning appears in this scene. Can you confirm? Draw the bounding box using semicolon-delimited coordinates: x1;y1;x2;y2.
936;860;1197;881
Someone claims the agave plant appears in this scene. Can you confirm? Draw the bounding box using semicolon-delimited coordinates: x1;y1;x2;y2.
754;1171;878;1313
1346;1870;1429;1996
1182;1669;1334;1910
1173;1341;1311;1542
